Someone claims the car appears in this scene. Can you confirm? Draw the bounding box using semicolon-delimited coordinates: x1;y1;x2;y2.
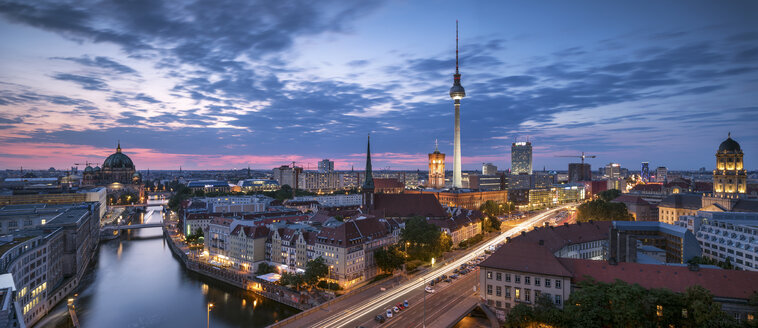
441;274;448;279
404;300;409;307
374;315;385;323
451;274;459;279
397;303;405;310
444;278;452;283
429;280;435;286
425;286;435;293
386;309;393;318
393;306;400;313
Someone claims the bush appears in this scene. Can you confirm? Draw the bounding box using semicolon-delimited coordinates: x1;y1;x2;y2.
405;259;425;272
458;233;484;249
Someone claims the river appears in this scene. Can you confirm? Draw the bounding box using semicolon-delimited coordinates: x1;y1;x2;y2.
39;202;298;328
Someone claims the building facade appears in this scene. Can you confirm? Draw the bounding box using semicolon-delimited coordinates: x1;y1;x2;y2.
318;159;335;173
568;163;591;182
677;211;758;271
482;163;498;176
428;144;446;189
713;133;747;196
511;142;532;175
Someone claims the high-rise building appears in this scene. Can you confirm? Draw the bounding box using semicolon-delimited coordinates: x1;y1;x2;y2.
655;166;668;183
482;163;498;176
428;140;446;189
641;162;650;182
318;159;334;173
604;163;621;179
450;21;466;188
713;133;746;196
511;141;533;175
568;163;591;182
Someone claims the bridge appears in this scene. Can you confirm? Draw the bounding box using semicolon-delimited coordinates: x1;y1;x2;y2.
101;207;164;233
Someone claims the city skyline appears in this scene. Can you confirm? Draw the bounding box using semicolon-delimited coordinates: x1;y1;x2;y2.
1;1;757;171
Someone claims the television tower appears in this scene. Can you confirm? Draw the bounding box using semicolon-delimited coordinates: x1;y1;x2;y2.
450;20;466;188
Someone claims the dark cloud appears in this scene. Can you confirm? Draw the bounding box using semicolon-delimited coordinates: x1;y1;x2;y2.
51;56;138;75
51;73;109;91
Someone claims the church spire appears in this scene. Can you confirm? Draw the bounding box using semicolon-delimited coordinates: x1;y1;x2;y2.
116;140;122;153
363;134;374;190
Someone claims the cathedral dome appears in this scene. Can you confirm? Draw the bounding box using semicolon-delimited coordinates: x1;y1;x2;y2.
718;133;741;153
84;166;94;173
103;142;135;169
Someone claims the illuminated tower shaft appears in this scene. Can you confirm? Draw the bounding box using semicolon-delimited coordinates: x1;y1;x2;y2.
449;21;466;188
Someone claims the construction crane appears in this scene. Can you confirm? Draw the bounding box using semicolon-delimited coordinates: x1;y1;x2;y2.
556;152;597;164
73;161;97;168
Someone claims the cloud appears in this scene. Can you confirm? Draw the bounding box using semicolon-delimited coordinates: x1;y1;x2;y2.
51;56;138;75
51;73;109;91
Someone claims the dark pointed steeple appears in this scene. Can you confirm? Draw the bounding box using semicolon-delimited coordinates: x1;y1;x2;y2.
363;134;374;190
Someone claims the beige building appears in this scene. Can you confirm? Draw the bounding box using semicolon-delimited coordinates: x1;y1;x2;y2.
658;193;702;225
428;208;483;245
227;225;270;274
428;142;446;189
713;133;746;196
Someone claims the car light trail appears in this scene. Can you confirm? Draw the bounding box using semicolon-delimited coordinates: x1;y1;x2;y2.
312;205;574;328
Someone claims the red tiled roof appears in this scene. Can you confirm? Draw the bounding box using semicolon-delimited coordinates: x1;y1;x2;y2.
480;239;573;277
374;178;404;190
209;217;233;226
559;258;758;300
510;221;611;253
372;193;447;218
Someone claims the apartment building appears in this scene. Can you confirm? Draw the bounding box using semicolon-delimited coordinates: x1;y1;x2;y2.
677;211;758;271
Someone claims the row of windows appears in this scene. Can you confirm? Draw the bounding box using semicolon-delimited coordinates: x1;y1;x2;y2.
486;284;562;306
486;271;562;289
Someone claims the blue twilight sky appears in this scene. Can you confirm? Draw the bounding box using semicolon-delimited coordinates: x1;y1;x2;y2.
0;0;756;171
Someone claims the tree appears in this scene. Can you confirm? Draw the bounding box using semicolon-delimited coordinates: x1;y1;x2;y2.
504;303;536;328
576;199;634;222
374;245;406;274
401;217;447;261
256;262;275;275
304;257;329;285
683;285;737;328
598;189;622;202
279;272;303;289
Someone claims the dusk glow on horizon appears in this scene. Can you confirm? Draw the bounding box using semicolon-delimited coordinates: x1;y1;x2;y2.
1;1;756;171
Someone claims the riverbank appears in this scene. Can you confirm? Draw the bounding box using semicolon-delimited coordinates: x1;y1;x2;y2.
162;224;309;311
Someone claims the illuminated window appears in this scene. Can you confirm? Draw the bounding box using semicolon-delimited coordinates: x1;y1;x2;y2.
657;305;663;317
515;288;521;300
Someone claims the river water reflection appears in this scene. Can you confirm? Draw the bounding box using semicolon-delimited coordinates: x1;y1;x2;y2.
42;205;298;328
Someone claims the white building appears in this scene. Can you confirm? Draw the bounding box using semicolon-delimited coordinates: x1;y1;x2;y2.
677;211;758;271
482;163;498;176
292;194;363;207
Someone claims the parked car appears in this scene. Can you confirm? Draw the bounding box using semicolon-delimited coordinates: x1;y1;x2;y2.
393;306;400;313
374;315;385;323
397;302;405;310
425;286;435;293
386;309;393;318
441;274;448;279
429;280;435;286
444;278;452;283
404;300;409;307
451;274;459;279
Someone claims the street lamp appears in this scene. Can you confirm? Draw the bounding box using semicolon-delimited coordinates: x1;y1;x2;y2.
207;302;214;328
431;257;435;267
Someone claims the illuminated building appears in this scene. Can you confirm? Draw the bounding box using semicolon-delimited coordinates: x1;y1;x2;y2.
641;162;650;182
449;21;466;188
511;141;533;175
604;163;621;179
712;133;746;196
318;159;335;173
655;166;668;183
405;189;508;210
428;140;446;189
82;141;140;185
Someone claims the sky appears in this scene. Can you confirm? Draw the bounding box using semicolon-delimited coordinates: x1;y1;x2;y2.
0;0;756;172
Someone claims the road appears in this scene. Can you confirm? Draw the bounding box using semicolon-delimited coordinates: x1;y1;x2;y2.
303;205;574;328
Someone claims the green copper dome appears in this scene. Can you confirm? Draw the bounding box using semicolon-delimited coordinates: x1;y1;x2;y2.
103;142;135;169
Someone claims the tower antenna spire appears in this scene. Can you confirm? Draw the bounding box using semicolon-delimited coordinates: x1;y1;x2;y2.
456;20;459;74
